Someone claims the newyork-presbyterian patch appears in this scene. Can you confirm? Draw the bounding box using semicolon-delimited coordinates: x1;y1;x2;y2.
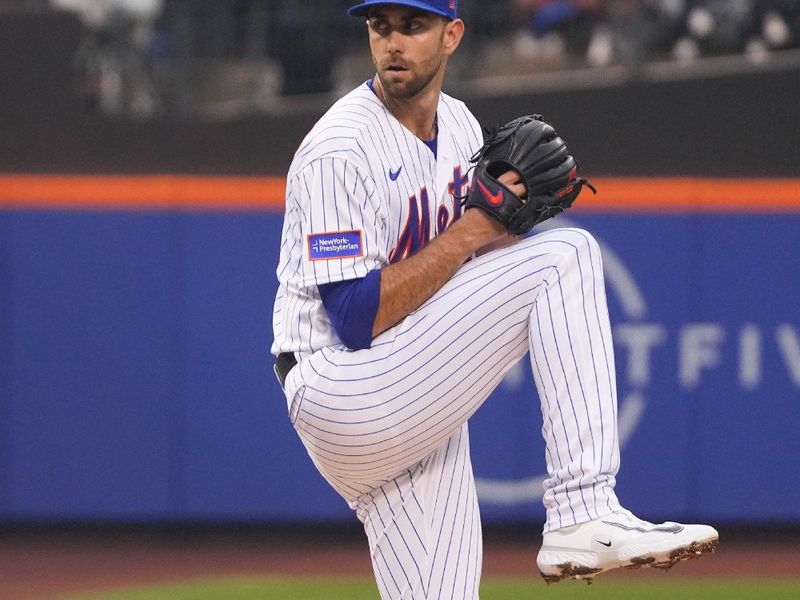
307;230;364;261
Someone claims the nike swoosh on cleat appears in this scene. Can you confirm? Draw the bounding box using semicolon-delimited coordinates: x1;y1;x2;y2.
389;167;403;181
596;540;612;547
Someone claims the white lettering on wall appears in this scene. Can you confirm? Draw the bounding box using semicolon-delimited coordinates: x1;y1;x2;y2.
680;324;726;389
776;324;800;388
614;324;667;387
739;324;762;389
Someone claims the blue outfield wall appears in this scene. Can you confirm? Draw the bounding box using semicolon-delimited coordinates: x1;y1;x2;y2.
0;210;799;524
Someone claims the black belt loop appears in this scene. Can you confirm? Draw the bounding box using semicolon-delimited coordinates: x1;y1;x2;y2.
275;352;298;388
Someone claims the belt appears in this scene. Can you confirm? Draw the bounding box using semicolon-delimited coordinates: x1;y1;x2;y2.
274;352;298;388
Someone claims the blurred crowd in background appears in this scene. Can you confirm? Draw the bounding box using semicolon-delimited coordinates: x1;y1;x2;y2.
4;0;800;118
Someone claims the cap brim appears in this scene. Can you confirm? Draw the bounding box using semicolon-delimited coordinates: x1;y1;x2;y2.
348;1;453;19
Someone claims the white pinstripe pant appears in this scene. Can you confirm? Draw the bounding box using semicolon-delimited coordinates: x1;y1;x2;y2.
283;228;622;599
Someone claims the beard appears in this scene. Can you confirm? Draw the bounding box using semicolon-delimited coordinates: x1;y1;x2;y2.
373;48;445;101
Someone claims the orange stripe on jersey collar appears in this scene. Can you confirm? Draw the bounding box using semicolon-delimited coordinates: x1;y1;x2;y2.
1;174;800;212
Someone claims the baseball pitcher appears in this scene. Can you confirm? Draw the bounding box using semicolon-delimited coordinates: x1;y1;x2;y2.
272;1;718;597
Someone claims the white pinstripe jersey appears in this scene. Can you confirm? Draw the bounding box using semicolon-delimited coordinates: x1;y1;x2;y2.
272;82;483;357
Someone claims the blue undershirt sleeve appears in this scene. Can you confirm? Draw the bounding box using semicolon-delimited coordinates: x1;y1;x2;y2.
318;268;382;351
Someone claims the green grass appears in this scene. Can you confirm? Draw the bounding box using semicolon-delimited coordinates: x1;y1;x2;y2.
57;577;800;600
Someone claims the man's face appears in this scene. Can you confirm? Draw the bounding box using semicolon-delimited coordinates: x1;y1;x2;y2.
367;6;454;100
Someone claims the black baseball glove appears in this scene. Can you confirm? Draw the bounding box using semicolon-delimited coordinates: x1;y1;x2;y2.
464;114;596;235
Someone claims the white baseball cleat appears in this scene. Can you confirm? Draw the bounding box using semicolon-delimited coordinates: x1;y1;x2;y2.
536;509;719;584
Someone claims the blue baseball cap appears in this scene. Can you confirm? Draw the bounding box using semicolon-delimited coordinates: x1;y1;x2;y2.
348;1;458;20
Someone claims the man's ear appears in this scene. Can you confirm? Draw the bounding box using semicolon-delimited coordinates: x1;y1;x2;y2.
443;18;465;56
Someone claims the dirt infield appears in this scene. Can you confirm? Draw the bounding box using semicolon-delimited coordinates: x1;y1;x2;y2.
1;528;798;600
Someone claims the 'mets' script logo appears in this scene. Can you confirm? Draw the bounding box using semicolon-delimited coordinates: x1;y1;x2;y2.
389;167;469;263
